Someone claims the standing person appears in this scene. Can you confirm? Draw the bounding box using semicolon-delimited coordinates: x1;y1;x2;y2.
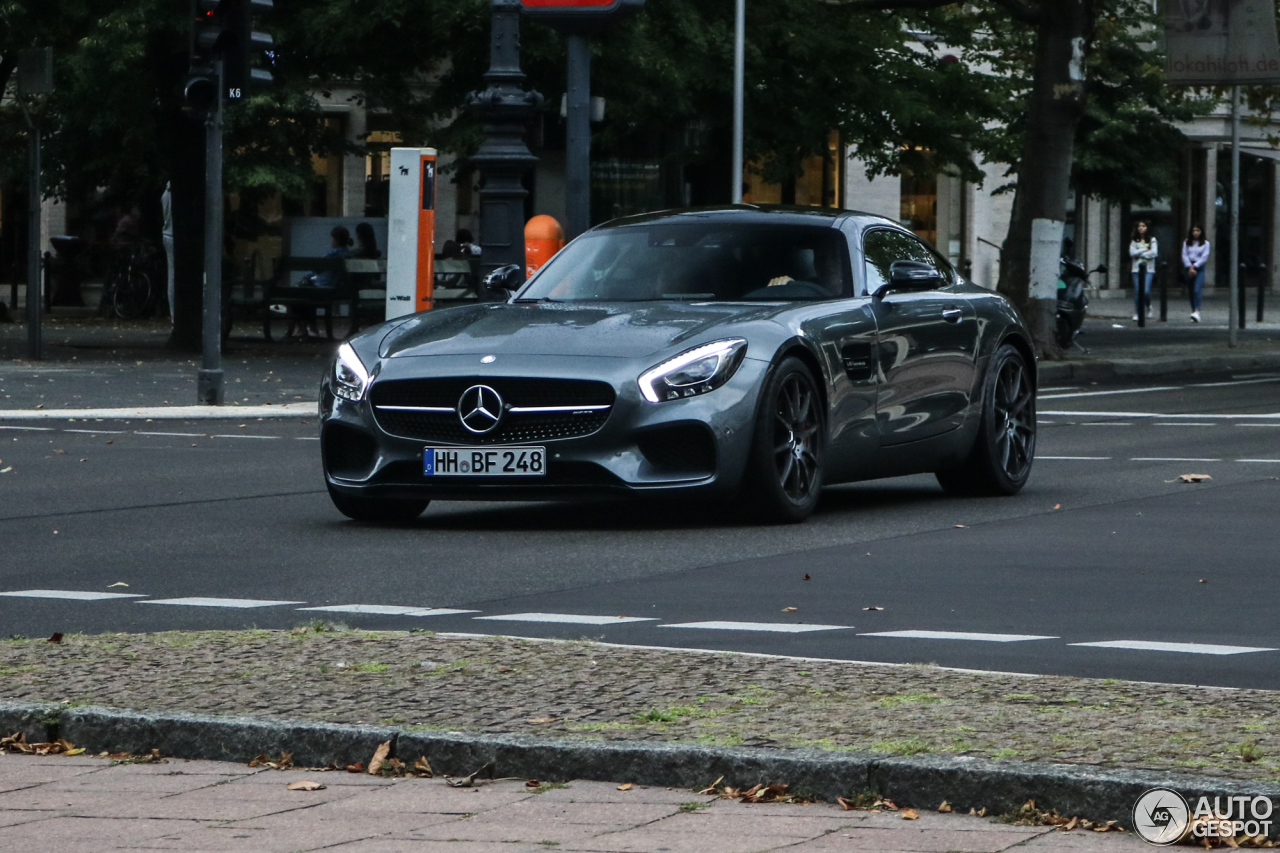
1182;224;1210;323
161;183;174;322
1129;220;1158;322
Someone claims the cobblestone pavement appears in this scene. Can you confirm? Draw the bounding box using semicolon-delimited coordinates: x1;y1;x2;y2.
0;752;1152;852
1;630;1277;783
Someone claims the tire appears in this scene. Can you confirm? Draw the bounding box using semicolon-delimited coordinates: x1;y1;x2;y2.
326;484;429;523
1054;314;1072;349
112;269;152;320
936;343;1035;497
741;357;825;523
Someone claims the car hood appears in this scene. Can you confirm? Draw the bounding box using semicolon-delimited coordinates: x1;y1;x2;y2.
379;301;787;360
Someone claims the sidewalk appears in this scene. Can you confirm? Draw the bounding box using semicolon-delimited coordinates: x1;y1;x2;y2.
0;753;1149;852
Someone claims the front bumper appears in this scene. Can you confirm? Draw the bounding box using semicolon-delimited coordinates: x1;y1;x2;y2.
320;354;768;502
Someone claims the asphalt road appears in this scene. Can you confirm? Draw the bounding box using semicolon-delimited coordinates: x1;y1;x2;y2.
1;370;1279;689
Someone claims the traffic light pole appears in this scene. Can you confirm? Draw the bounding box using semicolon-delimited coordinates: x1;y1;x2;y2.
198;59;225;405
25;117;42;361
565;33;591;240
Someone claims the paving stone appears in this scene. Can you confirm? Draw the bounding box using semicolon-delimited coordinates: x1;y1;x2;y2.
558;826;813;853
489;798;682;825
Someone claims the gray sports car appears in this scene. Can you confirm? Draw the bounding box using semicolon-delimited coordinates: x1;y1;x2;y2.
320;207;1036;523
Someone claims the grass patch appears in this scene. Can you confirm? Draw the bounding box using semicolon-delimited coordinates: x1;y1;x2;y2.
871;738;932;757
875;693;942;709
352;663;390;674
0;665;38;675
636;706;699;724
527;781;568;794
992;748;1024;760
678;801;711;813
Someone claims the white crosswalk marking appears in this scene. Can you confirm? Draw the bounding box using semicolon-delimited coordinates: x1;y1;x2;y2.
299;605;477;617
1132;457;1221;462
1036;456;1112;460
0;589;143;601
1070;640;1276;656
660;621;851;633
474;613;657;625
859;630;1056;642
140;597;303;609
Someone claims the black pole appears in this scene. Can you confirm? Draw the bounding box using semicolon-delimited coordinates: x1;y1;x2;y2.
1258;267;1266;323
25;122;42;360
469;0;543;284
1137;261;1146;328
565;33;591;239
1238;263;1247;330
197;60;225;405
1159;260;1168;322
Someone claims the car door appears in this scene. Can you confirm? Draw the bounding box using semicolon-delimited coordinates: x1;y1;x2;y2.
862;228;978;445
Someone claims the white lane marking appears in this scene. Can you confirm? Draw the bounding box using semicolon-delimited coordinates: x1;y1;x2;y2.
295;437;320;441
63;429;126;434
211;434;280;440
0;403;315;420
859;630;1057;643
1155;423;1215;427
1131;457;1222;462
474;612;657;625
0;425;53;431
659;621;851;633
136;431;207;437
1081;422;1133;426
1039;386;1081;393
0;589;144;601
1238;423;1280;427
1071;640;1276;656
140;597;303;608
1039;386;1178;400
1237;459;1280;463
1036;456;1112;460
1041;410;1280;420
299;605;477;617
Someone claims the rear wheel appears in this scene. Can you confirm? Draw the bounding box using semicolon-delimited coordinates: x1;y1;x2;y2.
112;269;152;320
936;343;1035;497
327;484;429;523
742;357;824;523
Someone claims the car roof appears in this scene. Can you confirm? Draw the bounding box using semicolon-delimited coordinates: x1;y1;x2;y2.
594;204;904;232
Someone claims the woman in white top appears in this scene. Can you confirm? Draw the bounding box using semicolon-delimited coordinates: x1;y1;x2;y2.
1181;224;1210;322
1129;220;1158;321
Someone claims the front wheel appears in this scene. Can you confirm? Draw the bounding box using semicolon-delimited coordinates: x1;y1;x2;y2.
936;343;1035;497
1054;314;1073;349
741;357;825;523
112;269;152;320
327;484;429;523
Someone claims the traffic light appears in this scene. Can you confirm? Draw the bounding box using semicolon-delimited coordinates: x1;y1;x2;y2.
224;0;274;102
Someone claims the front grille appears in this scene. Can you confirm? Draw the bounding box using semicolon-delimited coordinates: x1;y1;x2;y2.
370;376;615;445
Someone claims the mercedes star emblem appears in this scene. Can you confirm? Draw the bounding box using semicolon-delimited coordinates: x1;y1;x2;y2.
458;384;504;434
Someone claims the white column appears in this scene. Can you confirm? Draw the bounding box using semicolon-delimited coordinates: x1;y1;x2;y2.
342;108;367;218
40;196;66;252
1084;196;1105;284
1106;203;1124;291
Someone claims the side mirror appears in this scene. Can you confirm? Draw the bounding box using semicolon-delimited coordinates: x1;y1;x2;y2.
481;264;524;300
886;260;944;293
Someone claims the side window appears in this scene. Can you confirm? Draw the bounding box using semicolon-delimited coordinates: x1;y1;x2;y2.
862;229;919;295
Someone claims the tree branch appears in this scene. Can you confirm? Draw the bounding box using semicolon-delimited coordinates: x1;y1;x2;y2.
990;0;1042;26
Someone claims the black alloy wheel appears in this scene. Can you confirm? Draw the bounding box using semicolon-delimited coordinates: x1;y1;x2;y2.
936;343;1035;497
743;357;825;523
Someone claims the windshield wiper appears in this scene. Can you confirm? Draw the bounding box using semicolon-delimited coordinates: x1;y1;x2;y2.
513;296;561;304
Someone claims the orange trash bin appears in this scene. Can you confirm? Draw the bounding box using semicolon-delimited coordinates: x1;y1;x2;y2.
525;215;566;278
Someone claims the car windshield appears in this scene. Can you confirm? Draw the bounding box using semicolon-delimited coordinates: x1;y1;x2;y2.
518;222;852;302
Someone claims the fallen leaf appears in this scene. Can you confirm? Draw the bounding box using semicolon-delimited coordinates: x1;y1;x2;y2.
837;796;855;811
901;808;920;820
367;740;391;775
803;574;811;580
105;440;113;445
617;782;633;791
345;762;365;773
1053;504;1061;510
1178;473;1211;483
1062;816;1079;832
0;468;10;474
528;717;557;724
248;751;293;770
954;524;966;528
286;780;326;791
782;606;798;612
938;801;952;813
525;779;540;787
862;606;884;611
413;756;433;777
108;582;128;588
445;761;496;788
54;449;66;455
1200;578;1208;584
47;632;63;643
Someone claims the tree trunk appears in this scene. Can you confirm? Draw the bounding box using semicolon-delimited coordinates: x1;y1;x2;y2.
167;116;206;352
996;0;1092;358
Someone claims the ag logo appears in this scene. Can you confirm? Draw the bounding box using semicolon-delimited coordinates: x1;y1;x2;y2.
1133;788;1190;845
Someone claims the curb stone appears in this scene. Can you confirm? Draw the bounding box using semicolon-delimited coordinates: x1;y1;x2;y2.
1040;352;1280;383
4;700;1279;835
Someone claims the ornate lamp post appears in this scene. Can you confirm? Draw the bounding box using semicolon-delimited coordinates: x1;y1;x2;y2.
469;0;544;284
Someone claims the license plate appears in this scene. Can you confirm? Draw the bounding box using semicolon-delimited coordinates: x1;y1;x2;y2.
424;446;546;477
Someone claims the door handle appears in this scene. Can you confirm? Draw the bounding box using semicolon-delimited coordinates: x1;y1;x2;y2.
941;308;963;323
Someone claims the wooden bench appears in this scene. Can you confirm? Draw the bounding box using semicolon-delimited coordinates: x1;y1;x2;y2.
230;257;387;341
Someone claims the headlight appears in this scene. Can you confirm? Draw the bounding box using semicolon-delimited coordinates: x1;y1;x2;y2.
639;338;748;403
332;342;371;402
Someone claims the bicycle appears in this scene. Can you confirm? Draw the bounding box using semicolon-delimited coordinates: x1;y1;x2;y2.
102;243;156;320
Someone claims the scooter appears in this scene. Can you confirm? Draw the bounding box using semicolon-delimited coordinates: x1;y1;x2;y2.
1055;258;1107;351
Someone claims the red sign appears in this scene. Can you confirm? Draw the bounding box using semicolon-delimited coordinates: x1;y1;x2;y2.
522;1;614;6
